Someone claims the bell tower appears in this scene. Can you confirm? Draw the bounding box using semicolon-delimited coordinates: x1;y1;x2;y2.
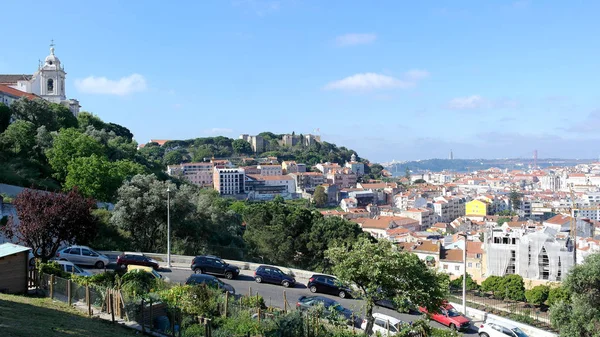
39;40;67;103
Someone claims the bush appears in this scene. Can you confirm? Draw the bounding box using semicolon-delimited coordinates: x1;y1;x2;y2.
546;286;569;306
525;285;550;306
39;261;70;278
449;274;479;291
480;275;502;296
182;324;205;337
160;284;221;317
213;311;261;336
498;275;526;301
120;269;158;298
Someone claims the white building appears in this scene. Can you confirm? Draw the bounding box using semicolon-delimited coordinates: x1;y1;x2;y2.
167;162;214;187
0;43;80;115
344;153;365;176
258;165;283;176
213;168;245;195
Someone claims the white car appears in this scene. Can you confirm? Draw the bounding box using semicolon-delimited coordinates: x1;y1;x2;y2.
478;320;528;337
57;260;92;277
56;245;109;269
361;313;405;336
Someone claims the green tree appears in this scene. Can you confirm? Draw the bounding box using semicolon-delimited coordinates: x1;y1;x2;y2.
77;111;106;131
546;286;569;306
325;237;448;334
404;167;411;182
0;120;36;156
9;98;59;131
449;274;479;291
46;128;105;181
497;274;526;301
313;185;327;208
50;103;78;130
480;275;502;296
525;285;550;306
509;188;522;211
163;149;187;165
497;217;511;226
550;253;600;337
414;178;427;184
111;174;198;252
0;102;10;133
232;139;253;155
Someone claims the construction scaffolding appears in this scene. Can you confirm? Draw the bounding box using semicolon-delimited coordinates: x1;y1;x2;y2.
486;227;573;281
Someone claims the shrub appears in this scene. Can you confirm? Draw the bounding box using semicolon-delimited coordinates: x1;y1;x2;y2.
213;311;261;336
449;273;479;291
160;284;221;317
39;261;70;278
546;286;570;306
120;269;157;298
182;324;205;337
480;275;502;296
525;285;550;306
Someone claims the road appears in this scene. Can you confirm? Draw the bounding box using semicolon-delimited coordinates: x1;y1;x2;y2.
155;267;480;336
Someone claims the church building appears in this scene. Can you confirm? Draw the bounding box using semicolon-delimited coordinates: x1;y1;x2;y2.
0;42;80;115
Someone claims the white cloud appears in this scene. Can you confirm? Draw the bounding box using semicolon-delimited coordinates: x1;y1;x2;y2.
324;73;414;91
447;95;489;110
75;74;147;96
206;128;233;135
446;95;520;110
335;33;377;47
405;69;430;81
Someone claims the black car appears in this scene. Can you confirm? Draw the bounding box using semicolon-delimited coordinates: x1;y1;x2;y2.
307;274;353;298
185;274;236;295
254;265;296;288
117;253;160;270
296;295;361;327
190;255;240;279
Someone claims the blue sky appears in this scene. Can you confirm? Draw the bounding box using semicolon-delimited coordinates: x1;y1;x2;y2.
1;0;599;162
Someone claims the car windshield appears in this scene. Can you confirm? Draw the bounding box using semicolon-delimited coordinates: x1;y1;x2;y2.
151;270;162;279
72;265;84;273
328;303;344;312
512;328;528;337
447;308;461;317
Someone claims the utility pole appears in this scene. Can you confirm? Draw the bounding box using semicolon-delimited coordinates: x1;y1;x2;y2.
167;187;172;268
458;233;468;315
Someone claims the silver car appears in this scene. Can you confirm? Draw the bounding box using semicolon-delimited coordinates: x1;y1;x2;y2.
56;245;109;269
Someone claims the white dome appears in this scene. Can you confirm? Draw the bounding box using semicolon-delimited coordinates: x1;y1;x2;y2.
44;47;60;66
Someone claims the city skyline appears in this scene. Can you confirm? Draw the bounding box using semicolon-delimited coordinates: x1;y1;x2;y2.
1;1;599;162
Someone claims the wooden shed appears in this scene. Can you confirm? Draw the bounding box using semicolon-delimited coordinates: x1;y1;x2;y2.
0;243;30;294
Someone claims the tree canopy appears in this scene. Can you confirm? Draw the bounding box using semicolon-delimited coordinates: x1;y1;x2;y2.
0;188;97;261
550;253;600;337
326;237;448;334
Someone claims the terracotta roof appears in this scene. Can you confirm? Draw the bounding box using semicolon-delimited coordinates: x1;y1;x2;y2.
361;183;398;189
466;241;483;255
506;221;528;228
0;84;39;100
386;227;411;236
0;74;32;84
432;222;448;228
352;216;418;230
149;139;170;146
544;214;573;225
441;249;463;263
413;241;440;253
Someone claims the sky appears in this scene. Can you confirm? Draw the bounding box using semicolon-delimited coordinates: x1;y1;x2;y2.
1;0;599;163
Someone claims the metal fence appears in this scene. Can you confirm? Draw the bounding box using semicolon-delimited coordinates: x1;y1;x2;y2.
448;290;556;332
39;274;111;318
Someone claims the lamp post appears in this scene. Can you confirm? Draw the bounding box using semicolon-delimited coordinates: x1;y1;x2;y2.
458;233;468;315
167;187;172;268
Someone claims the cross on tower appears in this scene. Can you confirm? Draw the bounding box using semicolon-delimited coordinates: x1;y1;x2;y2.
50;39;55;48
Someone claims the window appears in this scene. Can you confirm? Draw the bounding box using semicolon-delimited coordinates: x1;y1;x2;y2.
443;264;448;270
468;262;473;268
476;253;482;258
69;248;81;255
65;265;74;272
455;265;460;271
81;249;93;256
47;78;54;92
476;263;481;268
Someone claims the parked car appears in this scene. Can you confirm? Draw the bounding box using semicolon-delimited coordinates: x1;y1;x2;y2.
127;265;169;282
117;252;160;270
374;298;417;313
254;265;296;288
478;320;528;337
360;313;405;336
419;303;471;331
57;260;92;277
56;245;109;269
190;255;240;279
185;274;235;295
307;274;353;298
296;295;361;327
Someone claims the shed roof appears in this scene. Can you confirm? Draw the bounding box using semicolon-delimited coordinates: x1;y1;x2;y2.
0;243;30;258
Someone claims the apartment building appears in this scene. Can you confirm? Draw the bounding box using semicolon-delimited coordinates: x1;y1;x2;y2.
401;208;434;229
326;168;357;189
167;162;214;187
289;172;325;192
432;196;466;223
213;168;245;195
258;164;283;176
315;162;341;174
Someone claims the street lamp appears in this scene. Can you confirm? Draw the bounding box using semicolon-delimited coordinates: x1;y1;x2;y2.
167;187;172;268
458;233;468;315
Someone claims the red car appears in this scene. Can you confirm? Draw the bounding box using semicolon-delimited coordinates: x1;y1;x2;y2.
117;252;160;270
419;303;471;331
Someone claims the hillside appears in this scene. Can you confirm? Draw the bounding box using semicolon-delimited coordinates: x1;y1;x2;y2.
140;131;363;167
0;293;136;337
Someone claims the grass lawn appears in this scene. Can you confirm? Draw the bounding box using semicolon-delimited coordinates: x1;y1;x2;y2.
0;293;137;337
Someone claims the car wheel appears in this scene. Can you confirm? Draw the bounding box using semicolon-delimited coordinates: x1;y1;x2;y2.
95;261;105;269
309;286;317;293
339;290;346;298
194;268;203;274
225;272;233;280
282;280;290;288
479;333;490;337
449;324;457;331
119;263;126;269
255;276;262;283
